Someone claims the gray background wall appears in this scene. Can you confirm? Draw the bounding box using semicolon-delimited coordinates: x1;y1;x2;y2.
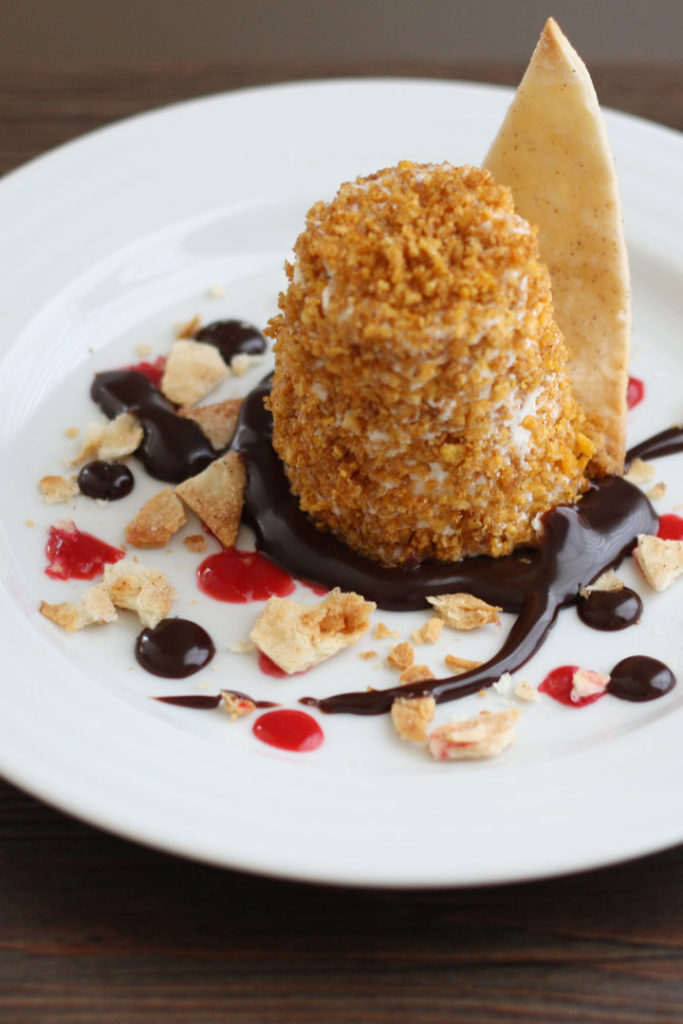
1;0;681;66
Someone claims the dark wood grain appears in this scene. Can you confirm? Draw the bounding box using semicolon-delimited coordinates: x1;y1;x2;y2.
2;773;683;1023
1;62;683;1023
1;62;682;176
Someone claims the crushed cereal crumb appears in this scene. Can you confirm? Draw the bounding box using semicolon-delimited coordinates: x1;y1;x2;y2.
398;664;435;685
386;641;415;671
374;622;400;640
427;593;501;630
183;533;209;554
39;475;80;504
411;616;444;644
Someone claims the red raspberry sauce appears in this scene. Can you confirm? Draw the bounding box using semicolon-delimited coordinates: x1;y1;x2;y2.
45;522;125;580
657;514;683;541
124;356;166;389
252;709;324;752
627;376;645;410
197;547;296;602
539;665;606;708
258;651;287;677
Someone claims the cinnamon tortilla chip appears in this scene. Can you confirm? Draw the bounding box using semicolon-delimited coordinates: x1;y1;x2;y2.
484;18;630;475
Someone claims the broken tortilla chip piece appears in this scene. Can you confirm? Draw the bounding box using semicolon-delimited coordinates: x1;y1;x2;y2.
249;588;375;674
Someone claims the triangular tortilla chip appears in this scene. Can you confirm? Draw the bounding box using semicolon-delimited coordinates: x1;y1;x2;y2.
484;17;630;475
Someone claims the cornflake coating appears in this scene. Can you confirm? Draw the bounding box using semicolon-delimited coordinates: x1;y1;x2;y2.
39;475;79;504
427;593;501;630
249;588;375;674
267;161;591;566
428;709;520;761
40;583;117;632
176;452;246;549
71;413;143;464
633;534;683;591
125;487;187;548
102;559;176;628
178;399;242;450
161;340;228;406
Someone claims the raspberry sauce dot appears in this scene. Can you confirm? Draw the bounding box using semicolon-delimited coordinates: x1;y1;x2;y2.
252;709;324;752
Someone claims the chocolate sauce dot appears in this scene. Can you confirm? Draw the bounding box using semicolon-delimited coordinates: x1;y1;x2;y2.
77;460;134;500
135;618;215;678
195;319;266;363
577;587;643;631
607;656;676;702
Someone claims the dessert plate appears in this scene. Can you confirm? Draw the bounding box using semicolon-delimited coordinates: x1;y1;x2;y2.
1;80;682;888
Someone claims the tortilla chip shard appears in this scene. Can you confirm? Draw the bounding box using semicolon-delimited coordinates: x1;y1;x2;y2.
484;17;630;476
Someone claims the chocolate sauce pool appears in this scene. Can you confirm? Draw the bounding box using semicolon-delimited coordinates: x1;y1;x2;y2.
232;380;682;714
89;366;683;714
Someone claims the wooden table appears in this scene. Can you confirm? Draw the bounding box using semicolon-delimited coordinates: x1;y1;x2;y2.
1;63;682;1023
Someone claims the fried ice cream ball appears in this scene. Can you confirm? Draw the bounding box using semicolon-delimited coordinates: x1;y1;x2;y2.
266;162;592;566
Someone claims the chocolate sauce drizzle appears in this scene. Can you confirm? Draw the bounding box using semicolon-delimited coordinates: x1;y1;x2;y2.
155;691;277;710
233;382;683;715
91;370;215;483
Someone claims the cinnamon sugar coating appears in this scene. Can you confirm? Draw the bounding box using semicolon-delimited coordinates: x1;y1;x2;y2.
267;162;592;565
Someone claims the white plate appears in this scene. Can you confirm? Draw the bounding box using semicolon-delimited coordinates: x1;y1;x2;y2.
1;80;682;888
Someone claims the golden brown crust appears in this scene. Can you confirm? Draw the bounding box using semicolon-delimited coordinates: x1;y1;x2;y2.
267;162;591;566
